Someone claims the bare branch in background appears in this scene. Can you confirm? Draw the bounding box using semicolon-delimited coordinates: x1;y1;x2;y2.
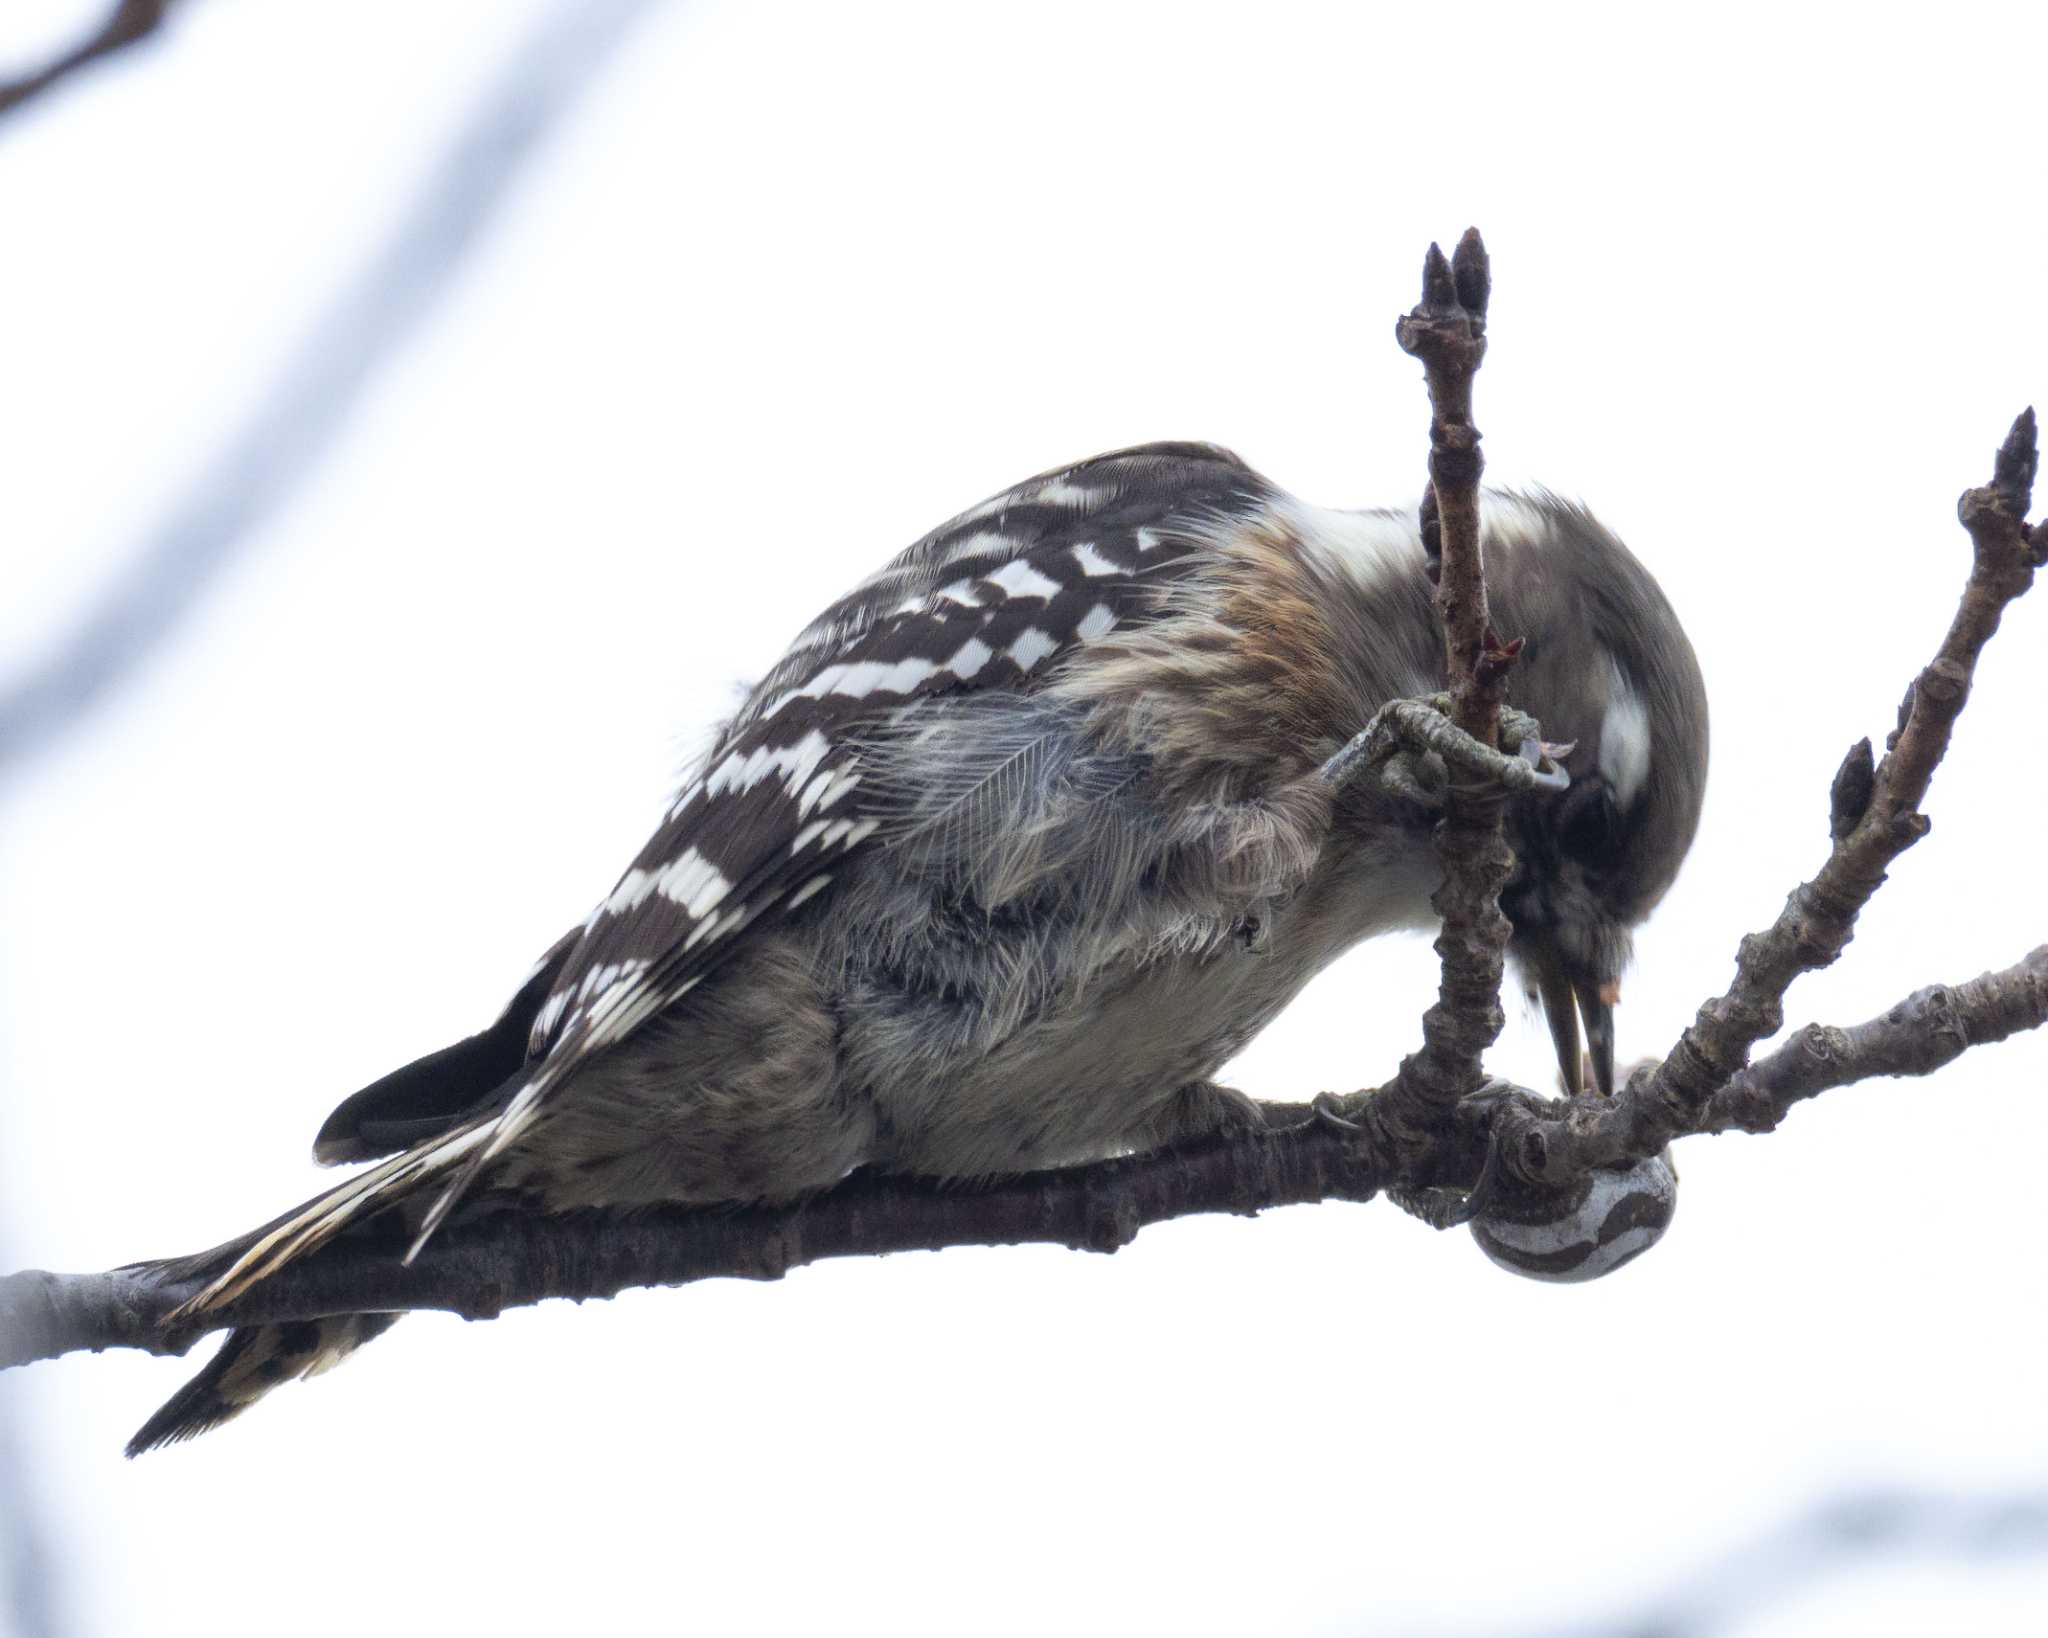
0;0;675;783
1490;1486;2048;1638
0;0;173;120
0;1273;61;1638
0;2;675;1623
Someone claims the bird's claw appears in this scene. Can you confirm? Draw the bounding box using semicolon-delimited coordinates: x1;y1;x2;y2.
1319;696;1572;802
1308;1091;1361;1131
1377;749;1444;811
1388;1082;1524;1229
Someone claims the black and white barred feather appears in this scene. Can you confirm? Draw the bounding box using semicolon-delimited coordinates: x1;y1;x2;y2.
534;441;1268;1056
135;440;1708;1453
179;443;1277;1313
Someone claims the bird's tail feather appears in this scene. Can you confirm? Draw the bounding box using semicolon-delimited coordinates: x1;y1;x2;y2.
128;1112;504;1453
169;1115;495;1321
126;1313;400;1456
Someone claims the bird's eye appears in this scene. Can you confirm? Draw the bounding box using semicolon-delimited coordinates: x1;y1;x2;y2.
1555;778;1621;864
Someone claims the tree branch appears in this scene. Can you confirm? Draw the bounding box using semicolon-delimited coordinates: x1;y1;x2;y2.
0;0;172;122
0;0;672;781
1700;944;2048;1136
0;1099;1392;1370
2;237;2041;1396
1501;409;2042;1185
1372;228;1521;1150
5;942;2044;1369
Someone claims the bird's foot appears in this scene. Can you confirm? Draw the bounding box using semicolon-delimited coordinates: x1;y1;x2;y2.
1319;695;1571;811
1387;1081;1525;1228
1307;1090;1362;1131
1142;1081;1275;1149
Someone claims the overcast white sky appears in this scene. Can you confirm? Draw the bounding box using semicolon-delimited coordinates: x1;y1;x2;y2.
3;2;2046;1635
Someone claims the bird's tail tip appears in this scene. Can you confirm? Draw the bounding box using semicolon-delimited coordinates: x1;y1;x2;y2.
126;1313;401;1456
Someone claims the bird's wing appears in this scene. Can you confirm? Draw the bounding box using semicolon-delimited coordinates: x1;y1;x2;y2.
179;443;1284;1309
414;442;1276;1242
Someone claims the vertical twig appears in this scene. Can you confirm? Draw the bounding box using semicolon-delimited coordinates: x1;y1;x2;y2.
1370;229;1521;1151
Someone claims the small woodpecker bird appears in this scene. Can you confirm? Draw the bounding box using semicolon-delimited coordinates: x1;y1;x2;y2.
129;442;1707;1453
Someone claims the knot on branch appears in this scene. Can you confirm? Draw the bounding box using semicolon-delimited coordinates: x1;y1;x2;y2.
1890;983;1968;1070
1916;658;1969;707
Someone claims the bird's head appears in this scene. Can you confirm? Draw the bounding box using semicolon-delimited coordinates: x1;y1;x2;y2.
1483;495;1709;1097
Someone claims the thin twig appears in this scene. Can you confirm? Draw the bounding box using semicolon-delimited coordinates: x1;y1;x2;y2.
1369;228;1520;1151
1700;945;2048;1136
0;0;672;781
1503;410;2042;1184
0;0;171;121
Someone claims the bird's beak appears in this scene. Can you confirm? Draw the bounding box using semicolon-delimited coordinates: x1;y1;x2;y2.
1533;954;1617;1098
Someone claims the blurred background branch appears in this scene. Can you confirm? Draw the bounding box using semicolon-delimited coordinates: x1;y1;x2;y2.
0;1258;59;1638
0;4;671;1631
0;0;673;783
0;0;175;121
1492;1487;2048;1638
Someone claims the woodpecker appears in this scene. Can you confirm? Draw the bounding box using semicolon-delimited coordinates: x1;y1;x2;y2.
128;442;1707;1453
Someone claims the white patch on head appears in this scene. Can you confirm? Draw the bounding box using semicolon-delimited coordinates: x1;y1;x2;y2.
1006;627;1058;673
1069;542;1119;577
1480;491;1557;551
1284;499;1420;592
1134;526;1166;553
1286;491;1573;590
1600;655;1653;809
1074;603;1117;641
981;558;1062;602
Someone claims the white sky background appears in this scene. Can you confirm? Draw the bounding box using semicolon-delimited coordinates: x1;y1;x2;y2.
2;2;2046;1634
